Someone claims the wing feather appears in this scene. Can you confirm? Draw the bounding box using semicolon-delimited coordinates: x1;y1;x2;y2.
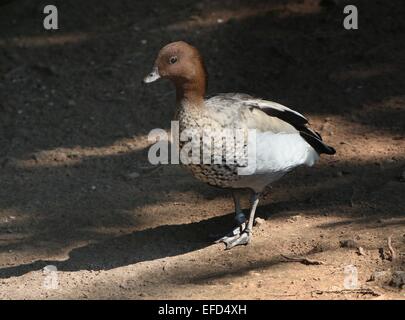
207;93;335;155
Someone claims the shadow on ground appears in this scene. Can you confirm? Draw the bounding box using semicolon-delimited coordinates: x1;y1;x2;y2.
0;0;404;283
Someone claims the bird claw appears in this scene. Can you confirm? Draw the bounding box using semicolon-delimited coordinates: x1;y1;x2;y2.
224;231;251;250
214;224;244;244
214;219;252;249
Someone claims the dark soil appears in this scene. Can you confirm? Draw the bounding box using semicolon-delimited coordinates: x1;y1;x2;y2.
0;0;404;299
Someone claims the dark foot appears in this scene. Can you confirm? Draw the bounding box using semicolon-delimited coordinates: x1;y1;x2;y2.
214;224;244;244
212;212;246;243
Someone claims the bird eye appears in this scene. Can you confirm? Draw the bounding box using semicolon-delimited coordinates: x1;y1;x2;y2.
169;56;178;64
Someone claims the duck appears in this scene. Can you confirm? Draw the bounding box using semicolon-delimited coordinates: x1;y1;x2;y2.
143;41;335;249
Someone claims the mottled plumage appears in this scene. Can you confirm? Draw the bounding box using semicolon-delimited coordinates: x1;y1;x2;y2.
175;93;335;192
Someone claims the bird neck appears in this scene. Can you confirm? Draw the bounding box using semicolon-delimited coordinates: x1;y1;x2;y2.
175;64;207;107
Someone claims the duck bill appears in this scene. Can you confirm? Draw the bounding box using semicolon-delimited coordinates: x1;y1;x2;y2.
143;66;160;83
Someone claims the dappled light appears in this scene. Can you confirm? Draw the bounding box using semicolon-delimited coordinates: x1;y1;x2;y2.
0;32;91;48
0;0;404;299
168;0;322;31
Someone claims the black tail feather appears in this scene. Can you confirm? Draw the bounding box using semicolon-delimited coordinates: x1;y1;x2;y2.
299;131;336;155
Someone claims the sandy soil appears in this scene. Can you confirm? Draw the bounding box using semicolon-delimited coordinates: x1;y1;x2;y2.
0;0;404;299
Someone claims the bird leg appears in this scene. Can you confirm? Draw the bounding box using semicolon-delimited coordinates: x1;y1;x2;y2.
214;191;246;243
233;190;247;225
219;192;260;250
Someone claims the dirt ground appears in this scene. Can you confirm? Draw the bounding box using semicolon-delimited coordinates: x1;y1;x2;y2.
0;0;404;300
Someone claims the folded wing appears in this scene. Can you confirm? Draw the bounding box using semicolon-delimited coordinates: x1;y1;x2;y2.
207;93;336;155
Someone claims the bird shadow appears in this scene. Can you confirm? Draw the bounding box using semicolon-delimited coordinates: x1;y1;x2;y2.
0;213;238;278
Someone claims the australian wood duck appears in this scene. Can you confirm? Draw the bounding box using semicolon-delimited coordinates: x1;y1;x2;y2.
143;41;335;249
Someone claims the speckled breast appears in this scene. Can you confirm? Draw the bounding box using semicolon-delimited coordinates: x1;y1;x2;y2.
177;110;247;189
185;163;239;188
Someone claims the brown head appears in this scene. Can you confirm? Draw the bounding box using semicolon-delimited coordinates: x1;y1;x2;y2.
143;41;207;104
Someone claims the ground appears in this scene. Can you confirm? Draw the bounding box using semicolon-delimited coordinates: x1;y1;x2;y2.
0;0;404;299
